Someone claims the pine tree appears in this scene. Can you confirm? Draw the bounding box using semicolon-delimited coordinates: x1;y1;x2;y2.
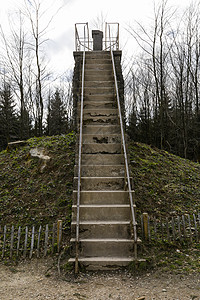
47;89;68;136
0;83;19;149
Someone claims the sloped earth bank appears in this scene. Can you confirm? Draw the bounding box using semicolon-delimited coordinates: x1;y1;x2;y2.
0;259;199;300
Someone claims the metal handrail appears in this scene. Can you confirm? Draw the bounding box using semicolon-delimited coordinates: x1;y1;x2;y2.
75;23;87;274
75;22;119;51
105;22;119;51
75;23;91;51
108;25;137;257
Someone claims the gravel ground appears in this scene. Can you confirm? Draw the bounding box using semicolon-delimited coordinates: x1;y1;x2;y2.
0;259;199;300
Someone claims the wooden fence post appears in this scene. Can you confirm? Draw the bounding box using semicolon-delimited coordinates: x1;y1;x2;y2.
143;213;148;240
10;225;14;258
2;225;7;258
17;226;21;257
37;225;42;258
52;223;56;254
141;215;144;238
23;226;28;258
44;225;49;257
57;220;62;252
29;226;35;259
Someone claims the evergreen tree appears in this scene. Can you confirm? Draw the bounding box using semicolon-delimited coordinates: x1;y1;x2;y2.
46;89;68;136
0;83;19;149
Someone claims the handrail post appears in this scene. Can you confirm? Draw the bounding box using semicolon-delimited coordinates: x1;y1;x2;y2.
117;23;119;50
75;23;87;274
105;22;107;50
75;24;77;51
110;32;137;257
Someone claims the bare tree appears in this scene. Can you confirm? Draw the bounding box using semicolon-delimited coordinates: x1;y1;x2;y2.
23;0;55;136
0;11;31;139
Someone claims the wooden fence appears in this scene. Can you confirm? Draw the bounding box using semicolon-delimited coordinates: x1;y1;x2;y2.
139;212;200;243
0;220;64;259
0;213;200;260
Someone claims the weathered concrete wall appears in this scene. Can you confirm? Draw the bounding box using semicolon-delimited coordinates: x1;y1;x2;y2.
72;51;83;130
72;50;125;131
112;51;125;124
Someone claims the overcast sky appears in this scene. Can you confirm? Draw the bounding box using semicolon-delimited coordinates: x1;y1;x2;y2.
1;0;191;75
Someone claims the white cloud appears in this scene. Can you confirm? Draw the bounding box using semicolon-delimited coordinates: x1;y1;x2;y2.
0;0;191;74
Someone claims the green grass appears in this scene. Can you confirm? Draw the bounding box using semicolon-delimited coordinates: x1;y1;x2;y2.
0;135;200;271
0;132;76;228
129;141;200;217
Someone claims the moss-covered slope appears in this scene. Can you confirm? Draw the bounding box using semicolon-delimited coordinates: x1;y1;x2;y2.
0;135;199;227
130;141;200;217
0;133;75;227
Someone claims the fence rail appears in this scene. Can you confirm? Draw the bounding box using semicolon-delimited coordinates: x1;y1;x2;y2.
0;220;64;259
1;213;199;260
139;212;200;242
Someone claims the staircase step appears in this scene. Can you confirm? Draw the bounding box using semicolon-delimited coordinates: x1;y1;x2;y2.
83;125;120;134
85;58;112;65
72;204;131;221
74;164;124;177
84;81;113;88
83;109;118;125
68;257;145;271
82;134;121;143
84;86;115;95
70;238;136;257
84;94;115;101
85;63;112;71
72;190;133;204
82;154;124;165
83;108;117;115
85;51;111;59
82;100;117;109
74;176;125;190
85;72;113;81
71;221;131;239
82;143;121;154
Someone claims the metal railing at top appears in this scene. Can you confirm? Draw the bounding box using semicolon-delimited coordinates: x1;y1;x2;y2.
107;24;138;259
75;22;119;51
75;23;91;51
75;23;87;274
104;22;119;51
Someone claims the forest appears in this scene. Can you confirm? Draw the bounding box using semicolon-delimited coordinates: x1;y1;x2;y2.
126;1;200;161
1;0;200;162
0;0;73;150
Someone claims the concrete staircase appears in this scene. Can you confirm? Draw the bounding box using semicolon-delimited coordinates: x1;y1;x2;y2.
69;51;138;270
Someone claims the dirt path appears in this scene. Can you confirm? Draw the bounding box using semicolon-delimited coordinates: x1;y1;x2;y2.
0;259;199;300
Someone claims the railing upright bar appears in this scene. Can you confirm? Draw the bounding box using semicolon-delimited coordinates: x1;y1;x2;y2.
109;26;137;250
105;22;107;50
87;23;89;51
117;23;119;50
75;24;77;51
75;24;86;274
104;23;119;51
109;25;111;50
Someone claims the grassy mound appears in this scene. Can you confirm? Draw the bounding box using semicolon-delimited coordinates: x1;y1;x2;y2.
0;133;75;229
0;136;199;227
130;142;200;217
